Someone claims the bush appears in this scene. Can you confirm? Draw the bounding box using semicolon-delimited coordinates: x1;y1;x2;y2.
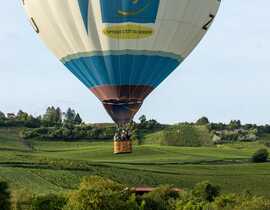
251;148;269;163
141;185;179;210
233;196;270;210
21;125;115;140
5;177;270;210
0;181;11;210
212;193;240;209
191;181;220;202
175;190;211;210
31;194;67;210
64;188;131;210
264;142;270;148
176;199;210;210
79;176;124;191
11;189;35;210
130;129;143;145
64;176;130;210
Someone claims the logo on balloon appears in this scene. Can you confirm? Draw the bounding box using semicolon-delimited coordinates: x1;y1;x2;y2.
100;0;160;23
100;0;160;39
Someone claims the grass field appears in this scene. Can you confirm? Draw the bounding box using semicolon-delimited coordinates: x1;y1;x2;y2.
0;127;270;196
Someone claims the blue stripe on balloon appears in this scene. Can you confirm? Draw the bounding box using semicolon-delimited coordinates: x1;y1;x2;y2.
63;54;181;88
78;0;89;32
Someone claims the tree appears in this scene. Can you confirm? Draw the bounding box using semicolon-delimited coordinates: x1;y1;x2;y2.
264;124;270;133
146;119;160;129
74;114;82;124
229;120;241;130
138;115;161;130
252;149;269;163
64;176;128;210
64;108;76;124
139;115;147;125
17;110;29;121
55;107;63;124
0;181;11;210
25;115;41;128
43;107;55;126
42;106;62;126
196;117;209;125
0;111;6;120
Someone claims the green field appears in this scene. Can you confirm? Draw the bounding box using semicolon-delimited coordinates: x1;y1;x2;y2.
0;127;270;196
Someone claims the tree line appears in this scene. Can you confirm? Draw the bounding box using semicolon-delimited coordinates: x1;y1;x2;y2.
0;107;82;128
1;108;270;143
21;115;163;141
196;117;270;144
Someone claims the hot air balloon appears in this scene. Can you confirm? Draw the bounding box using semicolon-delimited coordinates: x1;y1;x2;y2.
22;0;220;154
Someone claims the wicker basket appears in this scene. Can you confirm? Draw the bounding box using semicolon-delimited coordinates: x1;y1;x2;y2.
114;140;132;154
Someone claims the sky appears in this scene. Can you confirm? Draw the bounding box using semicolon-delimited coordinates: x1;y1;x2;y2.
0;1;270;124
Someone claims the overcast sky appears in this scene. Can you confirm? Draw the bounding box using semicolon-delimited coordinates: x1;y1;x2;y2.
0;1;269;124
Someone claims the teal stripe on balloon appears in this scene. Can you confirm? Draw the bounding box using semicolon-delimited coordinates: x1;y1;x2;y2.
63;53;182;88
78;0;89;32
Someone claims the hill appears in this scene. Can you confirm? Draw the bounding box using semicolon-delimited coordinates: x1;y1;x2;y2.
142;125;212;146
0;127;270;196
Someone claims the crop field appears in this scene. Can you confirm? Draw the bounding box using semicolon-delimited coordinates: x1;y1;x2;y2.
0;128;270;196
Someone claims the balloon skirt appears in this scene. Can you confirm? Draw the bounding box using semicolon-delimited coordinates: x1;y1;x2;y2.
114;140;132;154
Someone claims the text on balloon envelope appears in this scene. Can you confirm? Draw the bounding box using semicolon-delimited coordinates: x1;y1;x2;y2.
103;24;154;39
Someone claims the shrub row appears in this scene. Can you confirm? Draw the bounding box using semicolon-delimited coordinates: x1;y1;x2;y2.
21;125;115;140
3;176;270;210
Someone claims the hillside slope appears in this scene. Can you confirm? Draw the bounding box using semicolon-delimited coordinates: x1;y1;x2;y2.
0;128;270;196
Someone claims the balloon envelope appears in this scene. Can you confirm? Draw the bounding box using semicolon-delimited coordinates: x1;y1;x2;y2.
23;0;220;123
